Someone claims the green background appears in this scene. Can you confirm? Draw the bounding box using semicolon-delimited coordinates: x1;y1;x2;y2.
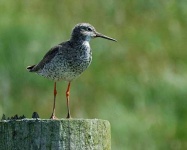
0;0;187;149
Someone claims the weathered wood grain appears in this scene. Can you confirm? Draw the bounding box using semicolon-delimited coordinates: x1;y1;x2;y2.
0;119;111;150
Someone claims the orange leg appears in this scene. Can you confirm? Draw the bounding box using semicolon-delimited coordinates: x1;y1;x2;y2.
50;82;58;119
66;82;71;119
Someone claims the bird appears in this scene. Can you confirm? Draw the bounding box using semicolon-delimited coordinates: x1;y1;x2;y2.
27;23;117;119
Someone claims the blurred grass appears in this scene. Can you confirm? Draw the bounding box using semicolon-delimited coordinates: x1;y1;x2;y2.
0;0;187;149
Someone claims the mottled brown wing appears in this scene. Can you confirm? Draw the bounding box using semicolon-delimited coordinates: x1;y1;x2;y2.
30;45;62;72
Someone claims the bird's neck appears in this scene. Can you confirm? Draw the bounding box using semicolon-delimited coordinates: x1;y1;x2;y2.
69;38;91;47
68;39;90;53
70;34;91;43
82;41;90;49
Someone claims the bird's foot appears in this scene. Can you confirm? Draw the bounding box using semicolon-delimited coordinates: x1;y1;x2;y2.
50;114;58;120
66;113;71;119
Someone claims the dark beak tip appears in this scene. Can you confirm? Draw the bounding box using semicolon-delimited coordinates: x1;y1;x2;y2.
108;38;117;42
95;33;117;42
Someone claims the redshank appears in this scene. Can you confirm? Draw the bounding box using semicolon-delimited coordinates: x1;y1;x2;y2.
27;23;117;119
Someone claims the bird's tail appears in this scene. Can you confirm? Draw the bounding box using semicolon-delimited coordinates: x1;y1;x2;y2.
26;65;36;72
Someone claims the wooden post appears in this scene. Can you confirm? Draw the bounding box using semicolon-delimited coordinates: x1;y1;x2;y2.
0;119;111;150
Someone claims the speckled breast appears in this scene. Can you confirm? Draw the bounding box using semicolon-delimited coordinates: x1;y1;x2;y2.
38;43;92;81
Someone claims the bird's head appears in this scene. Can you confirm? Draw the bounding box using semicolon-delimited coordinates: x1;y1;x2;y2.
71;23;117;42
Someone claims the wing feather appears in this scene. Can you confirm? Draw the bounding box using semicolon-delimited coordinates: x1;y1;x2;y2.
29;45;62;72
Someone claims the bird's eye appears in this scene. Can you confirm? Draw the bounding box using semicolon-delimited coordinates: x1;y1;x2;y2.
87;27;92;31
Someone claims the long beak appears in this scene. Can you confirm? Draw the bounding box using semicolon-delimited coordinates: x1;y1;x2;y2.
95;32;117;42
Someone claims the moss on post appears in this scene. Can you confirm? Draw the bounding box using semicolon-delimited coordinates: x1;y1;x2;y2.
0;119;111;150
